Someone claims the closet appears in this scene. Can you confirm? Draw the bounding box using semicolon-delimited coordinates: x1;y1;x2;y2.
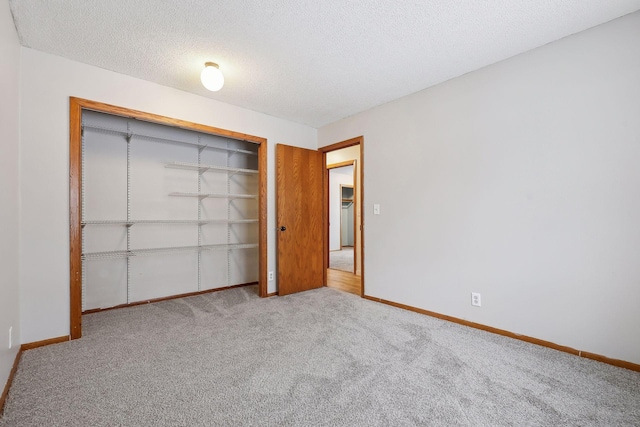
80;110;259;312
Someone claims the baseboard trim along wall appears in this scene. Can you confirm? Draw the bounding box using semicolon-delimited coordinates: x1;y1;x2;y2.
363;295;640;372
0;350;22;416
82;282;258;315
1;335;70;414
20;336;70;351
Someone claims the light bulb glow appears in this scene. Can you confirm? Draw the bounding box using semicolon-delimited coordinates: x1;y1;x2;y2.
201;62;224;91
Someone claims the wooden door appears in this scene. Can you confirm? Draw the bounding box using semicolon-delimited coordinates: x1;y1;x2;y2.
276;144;324;296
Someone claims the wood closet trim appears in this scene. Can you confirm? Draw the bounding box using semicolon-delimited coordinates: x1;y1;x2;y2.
69;99;82;340
69;97;268;340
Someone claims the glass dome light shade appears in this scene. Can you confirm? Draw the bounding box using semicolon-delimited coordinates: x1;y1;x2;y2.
201;62;224;91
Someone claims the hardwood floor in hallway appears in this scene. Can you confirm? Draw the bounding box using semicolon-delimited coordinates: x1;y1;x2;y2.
326;268;361;296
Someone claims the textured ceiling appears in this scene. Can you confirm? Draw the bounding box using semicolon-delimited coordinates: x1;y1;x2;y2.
9;1;640;128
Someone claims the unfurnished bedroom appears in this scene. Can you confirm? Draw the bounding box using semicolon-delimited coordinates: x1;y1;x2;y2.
1;1;639;425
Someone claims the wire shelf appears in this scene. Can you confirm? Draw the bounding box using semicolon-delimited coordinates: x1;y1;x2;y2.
81;124;130;137
202;243;259;251
82;124;258;155
82;219;259;226
82;220;132;225
82;243;258;260
165;162;258;175
82;249;130;260
169;192;258;199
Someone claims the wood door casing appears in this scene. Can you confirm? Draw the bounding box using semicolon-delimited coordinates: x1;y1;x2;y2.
276;144;324;296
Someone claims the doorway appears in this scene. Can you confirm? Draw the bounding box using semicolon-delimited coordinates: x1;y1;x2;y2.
320;137;364;297
328;166;355;274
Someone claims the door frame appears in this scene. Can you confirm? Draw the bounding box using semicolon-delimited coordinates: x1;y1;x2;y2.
319;136;364;297
69;97;268;339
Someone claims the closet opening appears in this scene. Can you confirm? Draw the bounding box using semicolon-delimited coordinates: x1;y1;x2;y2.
69;98;267;339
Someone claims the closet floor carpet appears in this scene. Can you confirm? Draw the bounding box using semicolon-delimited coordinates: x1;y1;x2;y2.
1;285;639;426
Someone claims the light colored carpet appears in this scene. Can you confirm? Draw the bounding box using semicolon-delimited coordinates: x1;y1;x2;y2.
330;247;354;272
2;285;639;426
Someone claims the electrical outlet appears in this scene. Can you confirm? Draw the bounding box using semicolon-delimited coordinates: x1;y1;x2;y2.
471;292;481;307
268;271;274;281
9;326;12;349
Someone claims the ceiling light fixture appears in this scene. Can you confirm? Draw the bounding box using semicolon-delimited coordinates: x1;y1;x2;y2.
200;62;224;91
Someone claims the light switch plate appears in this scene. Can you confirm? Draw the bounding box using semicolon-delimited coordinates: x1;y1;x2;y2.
373;204;380;215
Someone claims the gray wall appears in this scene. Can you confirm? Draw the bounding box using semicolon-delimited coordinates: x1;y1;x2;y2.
0;0;21;389
319;12;640;364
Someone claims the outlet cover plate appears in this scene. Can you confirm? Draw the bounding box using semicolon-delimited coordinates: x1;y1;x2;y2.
471;292;481;307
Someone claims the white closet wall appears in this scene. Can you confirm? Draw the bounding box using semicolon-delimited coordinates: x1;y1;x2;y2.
82;111;258;311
